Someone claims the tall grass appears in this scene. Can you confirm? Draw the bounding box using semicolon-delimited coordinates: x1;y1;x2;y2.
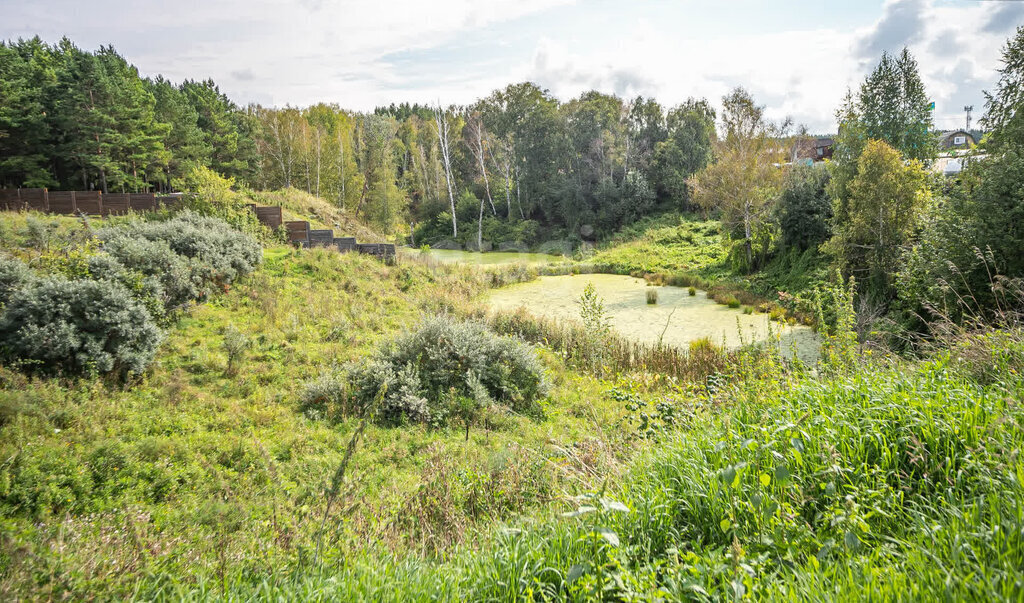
487;307;738;382
128;329;1024;601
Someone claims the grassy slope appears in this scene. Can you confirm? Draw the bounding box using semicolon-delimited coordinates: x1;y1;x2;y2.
584;213;730;278
0;207;642;599
137;331;1024;601
3;205;1023;600
248;188;385;242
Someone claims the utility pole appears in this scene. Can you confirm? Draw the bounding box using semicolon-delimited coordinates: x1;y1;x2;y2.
964;105;973;131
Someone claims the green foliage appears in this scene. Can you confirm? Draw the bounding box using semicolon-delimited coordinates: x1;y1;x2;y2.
896;30;1024;325
0;254;33;306
815;272;859;370
578;282;611;335
651;99;716;208
97;234;203;311
341;315;548;425
857;48;935;162
221;324;249;375
181;165;266;239
587;214;727;276
776;165;832;251
692;88;786;271
0;38;255;191
980;25;1024;153
645;289;658;305
0;276;162;377
826;139;929;301
101;211;262;289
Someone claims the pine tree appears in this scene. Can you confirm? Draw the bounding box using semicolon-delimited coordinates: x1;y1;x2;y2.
858;48;934;162
0;38;57;188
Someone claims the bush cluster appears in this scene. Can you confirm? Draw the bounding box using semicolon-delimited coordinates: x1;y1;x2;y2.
0;213;262;378
0;254;33;306
304;316;548;426
99;211;262;290
0;277;163;377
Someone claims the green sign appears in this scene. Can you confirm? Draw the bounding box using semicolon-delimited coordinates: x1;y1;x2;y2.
928;101;935;110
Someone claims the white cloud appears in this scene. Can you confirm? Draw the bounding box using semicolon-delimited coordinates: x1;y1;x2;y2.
1;0;1019;131
519;0;1019;132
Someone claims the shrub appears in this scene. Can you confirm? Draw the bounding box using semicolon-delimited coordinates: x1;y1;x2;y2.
724;295;741;309
180;165;266;240
299;371;358;423
343;315;548;425
646;289;658;305
0;255;33;307
688;286;697;296
86;253;167;323
0;277;162;377
98;234;205;310
100;211;262;287
222;324;250;375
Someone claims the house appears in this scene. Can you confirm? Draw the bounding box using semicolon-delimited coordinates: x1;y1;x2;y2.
938;130;978;150
791;136;835;163
812;137;834;161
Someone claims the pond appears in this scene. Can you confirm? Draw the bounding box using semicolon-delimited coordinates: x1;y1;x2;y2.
404;248;562;265
487;274;820;363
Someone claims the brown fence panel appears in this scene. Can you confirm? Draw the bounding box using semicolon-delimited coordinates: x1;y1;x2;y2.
102;193;130;215
129;193;156;211
76;191;103;215
20;188;48;211
308;229;334;247
285;221;310;244
357;243;396;261
255;206;283;229
48;191;76;214
0;189;21;211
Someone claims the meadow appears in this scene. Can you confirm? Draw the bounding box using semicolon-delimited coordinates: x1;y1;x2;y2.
1;199;1021;601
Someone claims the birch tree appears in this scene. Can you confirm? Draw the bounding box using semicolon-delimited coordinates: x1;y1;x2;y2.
691;88;785;271
465;110;496;215
434;104;458;237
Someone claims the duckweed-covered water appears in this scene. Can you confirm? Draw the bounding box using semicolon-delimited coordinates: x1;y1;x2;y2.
406;248;562;265
488;274;820;362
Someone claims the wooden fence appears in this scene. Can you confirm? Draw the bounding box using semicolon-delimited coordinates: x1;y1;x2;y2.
0;188;180;215
265;213;394;261
0;187;396;262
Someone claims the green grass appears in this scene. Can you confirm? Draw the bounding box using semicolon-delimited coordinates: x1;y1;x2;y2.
104;331;1024;601
3;206;1023;600
584;214;728;277
0;235;644;599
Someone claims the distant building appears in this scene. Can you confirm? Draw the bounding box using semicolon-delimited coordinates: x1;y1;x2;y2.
792;136;835;163
937;130;979;151
812;137;834;160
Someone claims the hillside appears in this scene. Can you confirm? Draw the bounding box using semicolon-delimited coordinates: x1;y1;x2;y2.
0;203;635;599
247;188;386;243
1;195;1023;599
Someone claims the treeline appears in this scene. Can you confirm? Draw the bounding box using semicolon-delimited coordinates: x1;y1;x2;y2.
0;38;257;194
689;36;1024;335
0;37;717;244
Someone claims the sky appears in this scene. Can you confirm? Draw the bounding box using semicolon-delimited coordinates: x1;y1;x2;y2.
2;0;1023;132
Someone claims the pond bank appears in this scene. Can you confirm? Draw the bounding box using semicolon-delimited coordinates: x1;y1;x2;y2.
487;274;819;363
